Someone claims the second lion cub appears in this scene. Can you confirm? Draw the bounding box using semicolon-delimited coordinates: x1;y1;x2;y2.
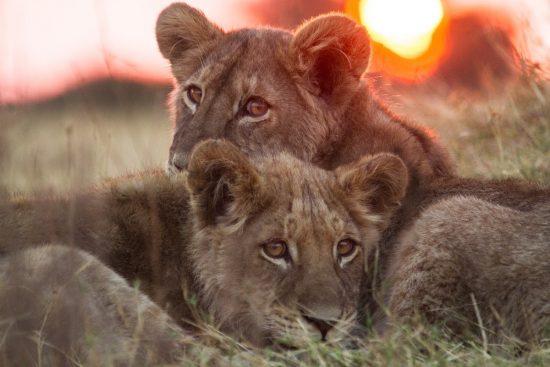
385;195;550;345
0;139;408;346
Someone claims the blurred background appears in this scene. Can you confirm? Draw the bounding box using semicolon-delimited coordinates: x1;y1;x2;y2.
0;0;549;192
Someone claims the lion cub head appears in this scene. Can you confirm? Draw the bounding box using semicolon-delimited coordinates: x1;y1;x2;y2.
185;140;407;346
156;3;371;173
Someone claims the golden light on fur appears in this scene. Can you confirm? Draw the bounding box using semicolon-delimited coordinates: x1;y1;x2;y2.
359;0;444;59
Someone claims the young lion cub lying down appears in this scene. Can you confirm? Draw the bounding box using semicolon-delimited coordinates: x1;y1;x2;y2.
0;139;408;347
0;245;191;366
385;195;550;345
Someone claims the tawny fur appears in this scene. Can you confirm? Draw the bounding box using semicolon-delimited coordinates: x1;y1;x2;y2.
384;196;550;345
156;2;452;183
0;140;408;347
0;245;191;366
155;3;550;343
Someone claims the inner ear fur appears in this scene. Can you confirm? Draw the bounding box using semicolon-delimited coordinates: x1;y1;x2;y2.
291;13;371;98
336;153;409;221
156;3;223;63
186;140;265;226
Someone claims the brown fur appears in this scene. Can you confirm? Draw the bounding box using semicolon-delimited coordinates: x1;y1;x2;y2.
384;196;550;345
0;245;191;366
155;4;550;342
0;140;408;346
155;3;453;183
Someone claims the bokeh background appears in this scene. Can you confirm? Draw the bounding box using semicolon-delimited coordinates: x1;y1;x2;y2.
1;0;549;193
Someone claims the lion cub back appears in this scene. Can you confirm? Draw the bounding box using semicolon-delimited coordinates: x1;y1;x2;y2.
0;245;191;366
387;196;550;344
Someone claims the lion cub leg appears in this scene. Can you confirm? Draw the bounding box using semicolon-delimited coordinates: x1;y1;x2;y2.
386;196;550;345
0;245;193;366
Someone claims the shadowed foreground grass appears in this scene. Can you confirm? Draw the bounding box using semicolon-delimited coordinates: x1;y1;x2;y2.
0;75;548;365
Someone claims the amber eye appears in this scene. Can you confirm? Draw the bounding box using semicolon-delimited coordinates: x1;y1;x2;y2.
245;97;269;118
336;239;357;258
262;240;288;259
186;85;202;104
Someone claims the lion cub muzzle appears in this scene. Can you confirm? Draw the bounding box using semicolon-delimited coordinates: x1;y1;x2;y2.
301;315;336;341
168;151;189;173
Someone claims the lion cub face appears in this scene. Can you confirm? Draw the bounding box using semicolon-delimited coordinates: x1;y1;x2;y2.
186;140;407;346
156;3;370;173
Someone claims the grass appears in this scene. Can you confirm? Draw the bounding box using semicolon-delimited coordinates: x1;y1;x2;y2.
156;307;549;366
0;74;548;365
0;82;171;192
392;70;550;183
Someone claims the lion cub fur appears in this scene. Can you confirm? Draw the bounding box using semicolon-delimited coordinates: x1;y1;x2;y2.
154;4;550;343
385;195;550;345
0;245;190;366
0;139;408;346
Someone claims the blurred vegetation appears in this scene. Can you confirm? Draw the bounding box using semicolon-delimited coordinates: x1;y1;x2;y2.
0;81;171;192
387;72;550;184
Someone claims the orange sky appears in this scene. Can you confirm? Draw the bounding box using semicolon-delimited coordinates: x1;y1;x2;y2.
0;0;548;104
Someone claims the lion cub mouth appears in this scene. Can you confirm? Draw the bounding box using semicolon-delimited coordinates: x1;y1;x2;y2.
265;306;358;348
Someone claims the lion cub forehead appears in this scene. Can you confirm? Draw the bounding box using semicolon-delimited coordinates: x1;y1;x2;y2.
258;155;350;243
191;29;290;83
283;200;347;242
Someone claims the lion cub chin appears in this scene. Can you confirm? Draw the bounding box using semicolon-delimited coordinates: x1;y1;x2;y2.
0;139;408;347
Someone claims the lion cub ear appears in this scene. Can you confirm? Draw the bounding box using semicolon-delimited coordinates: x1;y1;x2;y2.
187;140;266;227
336;153;408;225
156;3;223;63
291;14;370;99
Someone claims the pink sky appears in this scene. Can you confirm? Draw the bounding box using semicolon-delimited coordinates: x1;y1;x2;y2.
0;0;548;104
0;0;260;104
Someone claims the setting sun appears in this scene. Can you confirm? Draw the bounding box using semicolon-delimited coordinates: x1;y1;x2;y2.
359;0;444;59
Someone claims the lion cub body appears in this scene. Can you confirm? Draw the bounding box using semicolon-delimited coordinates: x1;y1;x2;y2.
0;245;190;366
0;140;408;346
385;196;550;344
154;6;550;342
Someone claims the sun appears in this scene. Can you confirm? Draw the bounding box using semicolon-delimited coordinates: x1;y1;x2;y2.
359;0;444;59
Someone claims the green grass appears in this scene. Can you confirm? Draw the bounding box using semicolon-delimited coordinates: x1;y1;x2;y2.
160;311;549;366
0;75;548;365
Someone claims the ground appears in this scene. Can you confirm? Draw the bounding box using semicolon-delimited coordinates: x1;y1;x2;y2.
0;73;548;365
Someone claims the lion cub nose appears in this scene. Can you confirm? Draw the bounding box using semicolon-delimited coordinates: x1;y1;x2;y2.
302;315;334;341
171;153;188;172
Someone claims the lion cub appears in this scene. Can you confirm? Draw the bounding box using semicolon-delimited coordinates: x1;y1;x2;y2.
0;140;408;346
0;245;191;366
384;196;550;345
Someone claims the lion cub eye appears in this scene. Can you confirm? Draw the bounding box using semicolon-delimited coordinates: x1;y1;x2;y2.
336;239;359;267
337;239;356;257
245;97;269;118
186;85;203;105
262;240;288;259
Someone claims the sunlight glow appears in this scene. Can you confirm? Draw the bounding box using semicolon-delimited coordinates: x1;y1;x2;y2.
360;0;444;59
